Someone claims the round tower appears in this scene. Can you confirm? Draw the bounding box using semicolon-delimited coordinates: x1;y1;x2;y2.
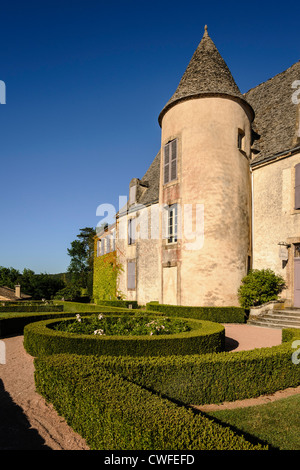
158;26;254;307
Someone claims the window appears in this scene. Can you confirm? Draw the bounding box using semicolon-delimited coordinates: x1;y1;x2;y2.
295;163;300;210
164;139;177;184
167;204;178;243
106;236;110;254
237;129;245;151
127;261;136;290
128;218;136;245
112;230;116;251
101;238;105;255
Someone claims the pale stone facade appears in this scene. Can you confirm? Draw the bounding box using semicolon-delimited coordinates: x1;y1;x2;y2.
252;150;300;306
94;27;300;308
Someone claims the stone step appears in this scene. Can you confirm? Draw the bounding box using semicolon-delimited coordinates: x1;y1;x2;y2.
265;313;300;321
248;316;300;329
248;320;284;329
282;309;300;317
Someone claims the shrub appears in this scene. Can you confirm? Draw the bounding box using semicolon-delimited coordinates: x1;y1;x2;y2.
238;269;286;309
95;299;139;309
23;316;225;358
33;354;267;450
146;303;245;323
0;305;63;313
94;328;300;405
53;314;191;336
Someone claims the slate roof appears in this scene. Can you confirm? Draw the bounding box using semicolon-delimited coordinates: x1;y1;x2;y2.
0;286;31;301
136;150;160;207
245;60;300;166
158;26;254;125
116;151;161;219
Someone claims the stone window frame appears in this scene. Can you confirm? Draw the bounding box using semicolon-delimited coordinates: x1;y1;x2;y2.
167;203;178;244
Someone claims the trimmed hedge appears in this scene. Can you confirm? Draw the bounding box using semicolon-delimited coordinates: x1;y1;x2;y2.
0;305;63;313
92;328;300;405
23;316;225;358
0;309;133;338
33;353;267;450
146;302;246;323
95;299;139;309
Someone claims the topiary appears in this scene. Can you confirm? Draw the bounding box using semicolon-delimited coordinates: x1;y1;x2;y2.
238;268;286;309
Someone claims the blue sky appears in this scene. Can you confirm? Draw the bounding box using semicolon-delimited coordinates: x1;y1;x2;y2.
0;0;299;274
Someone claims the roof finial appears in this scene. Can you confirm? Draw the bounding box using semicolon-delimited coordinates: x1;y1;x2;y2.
204;24;208;37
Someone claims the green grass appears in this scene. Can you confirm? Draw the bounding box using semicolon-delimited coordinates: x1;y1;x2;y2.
205;394;300;450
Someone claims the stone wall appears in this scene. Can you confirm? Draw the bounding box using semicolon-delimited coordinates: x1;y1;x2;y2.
252;151;300;305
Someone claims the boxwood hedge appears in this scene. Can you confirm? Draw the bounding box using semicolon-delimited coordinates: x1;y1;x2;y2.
33;353;267;450
146;302;246;323
95;299;139;309
23;316;225;358
0;305;63;313
93;328;300;405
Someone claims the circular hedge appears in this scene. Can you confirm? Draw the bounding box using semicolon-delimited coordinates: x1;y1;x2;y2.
23;315;225;357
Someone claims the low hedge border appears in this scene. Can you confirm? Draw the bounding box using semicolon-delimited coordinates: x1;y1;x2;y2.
0;305;63;313
0;309;133;338
93;328;300;405
95;299;139;309
146;302;246;323
33;353;267;450
23;316;225;358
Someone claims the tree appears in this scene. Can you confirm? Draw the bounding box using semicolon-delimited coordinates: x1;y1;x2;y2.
67;227;96;294
238;268;286;309
0;266;65;300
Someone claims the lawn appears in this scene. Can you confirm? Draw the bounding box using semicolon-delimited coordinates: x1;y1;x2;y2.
205;394;300;450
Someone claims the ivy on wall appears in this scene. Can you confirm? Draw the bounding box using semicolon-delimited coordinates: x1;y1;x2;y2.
93;244;123;301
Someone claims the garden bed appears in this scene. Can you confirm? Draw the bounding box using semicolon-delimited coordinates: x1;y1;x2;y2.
23;314;225;357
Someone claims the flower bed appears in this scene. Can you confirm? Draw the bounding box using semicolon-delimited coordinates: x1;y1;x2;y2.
52;313;191;337
23;315;225;358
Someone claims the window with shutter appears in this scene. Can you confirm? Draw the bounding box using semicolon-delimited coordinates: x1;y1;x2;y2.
127;261;136;290
295;163;300;210
164;139;177;184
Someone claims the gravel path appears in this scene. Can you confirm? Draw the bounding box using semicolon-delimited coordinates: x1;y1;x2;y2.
0;325;298;450
0;335;89;450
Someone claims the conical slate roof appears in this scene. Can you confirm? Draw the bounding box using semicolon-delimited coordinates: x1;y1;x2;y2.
158;26;254;125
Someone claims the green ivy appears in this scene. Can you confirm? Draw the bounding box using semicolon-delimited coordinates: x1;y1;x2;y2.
93;251;123;302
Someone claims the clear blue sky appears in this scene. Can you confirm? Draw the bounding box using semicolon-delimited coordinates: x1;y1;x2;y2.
0;0;299;274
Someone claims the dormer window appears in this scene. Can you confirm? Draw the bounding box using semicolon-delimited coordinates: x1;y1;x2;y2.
164;139;177;184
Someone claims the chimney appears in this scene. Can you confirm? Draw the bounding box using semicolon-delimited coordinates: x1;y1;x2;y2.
15;285;21;299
